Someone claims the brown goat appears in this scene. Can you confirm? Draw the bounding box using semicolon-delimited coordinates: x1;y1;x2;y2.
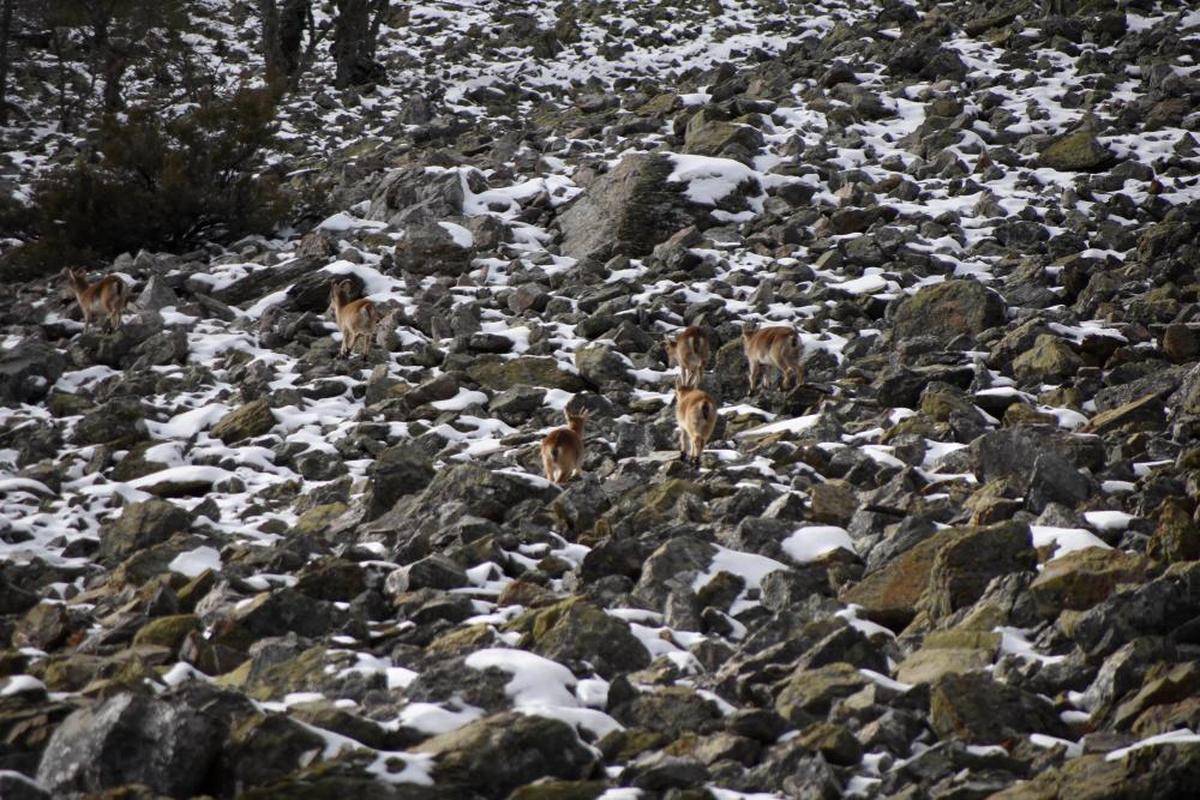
541;408;590;484
674;379;718;467
664;326;710;388
62;268;129;332
327;279;378;358
742;322;803;392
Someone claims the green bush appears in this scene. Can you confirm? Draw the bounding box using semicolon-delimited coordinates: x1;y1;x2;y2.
9;87;289;276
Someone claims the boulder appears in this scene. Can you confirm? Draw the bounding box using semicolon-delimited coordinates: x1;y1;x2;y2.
467;355;587;392
930;672;1067;744
99;500;191;562
36;691;222;797
211;398;276;444
393;222;473;276
364;443;437;521
0;340;66;404
892;280;1005;347
1148;498;1200;565
74;396;148;446
921;520;1036;622
558;153;706;261
1039;129;1114;171
510;597;651;678
1027;548;1156;613
415;711;597;797
1012;334;1082;385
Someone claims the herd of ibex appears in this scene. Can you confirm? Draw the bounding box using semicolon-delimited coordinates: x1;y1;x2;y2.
62;271;807;486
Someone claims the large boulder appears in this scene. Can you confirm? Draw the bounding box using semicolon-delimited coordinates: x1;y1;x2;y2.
366;165;488;226
466;355;587;392
211;398;276;444
415;711;598;797
393;222;474;276
892;280;1006;347
930;672;1067;744
510;597;651;678
363;443;437;521
920;520;1036;621
36;691;222;797
99;499;191;562
0;340;66;404
1039;129;1114;171
558;153;706;262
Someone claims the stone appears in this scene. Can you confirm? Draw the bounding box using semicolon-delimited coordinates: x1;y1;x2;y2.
132;614;201;652
364;443;436;520
36;691;223;797
467;355;588;392
810;480;857;525
393;222;473;276
1026;451;1093;514
921;520;1036;622
558;153;709;262
216;713;328;794
892;280;1006;347
211;398;276;444
574;345;632;387
775;663;868;722
509;597;651;678
367;164;487;226
99;500;191;562
74;396;148;446
1013;334;1082;385
415;711;597;796
1080;391;1167;435
1028;548;1156;614
0;339;66;404
1148;498;1200;565
930;672;1066;744
1039;129;1114;171
841;532;943;631
683;110;764;164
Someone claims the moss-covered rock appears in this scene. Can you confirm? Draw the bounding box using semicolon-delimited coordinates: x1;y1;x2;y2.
132;614;201;653
98;500;191;562
1039;129;1113;171
892;279;1006;347
1028;547;1156;613
211;397;276;444
507;597;651;678
466;355;587;392
1013;334;1082;385
775;663;868;722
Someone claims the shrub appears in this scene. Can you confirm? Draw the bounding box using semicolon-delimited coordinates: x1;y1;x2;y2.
8;86;289;276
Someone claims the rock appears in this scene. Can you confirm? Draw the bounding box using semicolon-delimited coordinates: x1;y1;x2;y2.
775;662;868;721
0;772;48;800
36;691;222;797
1012;334;1082;385
625;752;710;791
892;280;1005;347
841;532;942;630
1148;498;1200;565
74;396;148;446
632;536;716;611
386;554;469;593
99;500;191;562
810;480;857;525
393;222;473;276
367;164;487;226
217;588;337;650
415;711;597;797
988;746;1200;800
510;597;651;678
609;684;724;738
1028;548;1156;614
1112;661;1200;732
132;274;180;312
796;721;862;767
1080;391;1167;435
574;345;632;387
1040;129;1114;171
896;638;997;686
364;443;436;521
930;672;1067;744
13;602;73;649
683;109;764;164
211;398;276;444
558;153;708;262
1026;451;1093;514
921;520;1036;622
1161;324;1200;363
969;426;1103;488
1071;562;1200;658
132;614;201;652
0;339;66;404
216;712;328;794
467;355;588;392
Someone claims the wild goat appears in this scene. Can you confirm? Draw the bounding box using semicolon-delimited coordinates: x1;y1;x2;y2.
674;379;717;467
62;268;129;332
742;322;803;392
664;326;710;388
327;279;378;358
541;407;589;484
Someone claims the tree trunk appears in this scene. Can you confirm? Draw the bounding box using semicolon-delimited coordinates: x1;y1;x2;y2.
0;0;13;126
260;0;283;83
279;0;307;75
333;0;383;88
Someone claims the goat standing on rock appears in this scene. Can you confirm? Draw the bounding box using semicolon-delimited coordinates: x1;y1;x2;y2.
541;407;589;484
664;326;710;388
62;268;129;332
328;278;378;359
742;322;804;392
674;379;717;467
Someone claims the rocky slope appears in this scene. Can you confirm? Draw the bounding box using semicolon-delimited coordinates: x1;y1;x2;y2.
3;0;1200;798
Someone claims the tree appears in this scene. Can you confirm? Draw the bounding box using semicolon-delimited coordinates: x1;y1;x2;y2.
332;0;388;89
261;0;329;90
0;0;14;125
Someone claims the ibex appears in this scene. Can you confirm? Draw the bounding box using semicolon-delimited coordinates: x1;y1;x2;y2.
664;326;710;388
541;407;590;484
674;379;717;467
62;268;129;332
328;279;378;358
742;322;803;392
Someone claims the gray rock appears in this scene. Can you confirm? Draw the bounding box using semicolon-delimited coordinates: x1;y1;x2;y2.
36;691;222;797
364;443;437;521
0;340;66;404
892;280;1006;347
1026;451;1094;513
132;274;180;312
99;499;191;562
393;222;473;276
367;165;488;226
